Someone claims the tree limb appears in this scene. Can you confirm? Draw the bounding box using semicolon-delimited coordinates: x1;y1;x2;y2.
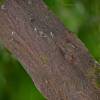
0;0;100;99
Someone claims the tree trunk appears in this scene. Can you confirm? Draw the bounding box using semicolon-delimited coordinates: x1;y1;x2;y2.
0;0;100;100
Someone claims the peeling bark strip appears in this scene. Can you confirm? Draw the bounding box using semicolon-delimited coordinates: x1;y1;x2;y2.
0;0;100;100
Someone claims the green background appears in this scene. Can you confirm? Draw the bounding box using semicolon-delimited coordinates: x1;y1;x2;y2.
0;0;100;99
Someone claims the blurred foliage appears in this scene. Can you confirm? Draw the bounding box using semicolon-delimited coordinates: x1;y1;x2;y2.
0;46;45;100
44;0;100;62
0;0;100;100
0;0;5;6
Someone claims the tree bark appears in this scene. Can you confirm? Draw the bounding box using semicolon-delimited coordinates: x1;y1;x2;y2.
0;0;100;100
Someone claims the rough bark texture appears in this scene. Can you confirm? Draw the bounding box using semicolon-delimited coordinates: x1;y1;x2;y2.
0;0;100;100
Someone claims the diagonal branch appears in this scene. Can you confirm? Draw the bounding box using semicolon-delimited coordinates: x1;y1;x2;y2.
0;0;100;99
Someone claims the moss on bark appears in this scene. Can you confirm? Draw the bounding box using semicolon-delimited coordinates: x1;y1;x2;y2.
0;0;6;6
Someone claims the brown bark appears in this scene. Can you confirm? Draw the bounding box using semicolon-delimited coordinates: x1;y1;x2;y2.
0;0;100;100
